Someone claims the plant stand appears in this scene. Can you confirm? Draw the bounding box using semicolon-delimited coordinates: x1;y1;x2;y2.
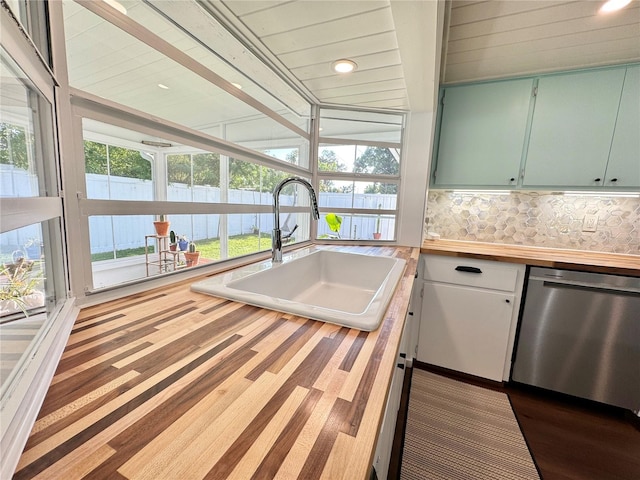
144;235;184;276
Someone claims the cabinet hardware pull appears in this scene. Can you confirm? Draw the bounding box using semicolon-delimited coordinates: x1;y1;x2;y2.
397;363;405;370
455;266;482;274
505;299;511;304
510;177;515;182
610;178;618;182
400;353;407;358
594;178;601;182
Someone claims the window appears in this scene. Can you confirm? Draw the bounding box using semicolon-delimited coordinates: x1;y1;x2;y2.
79;118;311;289
62;0;310;168
1;5;67;459
317;109;404;241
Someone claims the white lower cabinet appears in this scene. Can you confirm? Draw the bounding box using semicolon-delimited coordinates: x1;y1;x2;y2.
416;255;525;382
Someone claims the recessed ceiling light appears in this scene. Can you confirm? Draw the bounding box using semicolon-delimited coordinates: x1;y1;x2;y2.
158;83;169;90
231;82;242;89
600;0;632;13
332;59;357;74
102;0;127;15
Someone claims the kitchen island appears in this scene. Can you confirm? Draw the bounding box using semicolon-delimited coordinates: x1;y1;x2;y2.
14;245;418;480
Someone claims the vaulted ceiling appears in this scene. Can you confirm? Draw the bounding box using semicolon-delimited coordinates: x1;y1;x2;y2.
211;0;640;105
64;0;640;129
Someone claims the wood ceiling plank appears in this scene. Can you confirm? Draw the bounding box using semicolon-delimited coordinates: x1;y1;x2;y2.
354;97;409;109
278;32;398;69
448;2;637;41
448;10;640;53
303;65;404;91
313;79;406;100
450;0;573;26
290;50;401;81
447;24;640;65
220;1;291;18
239;0;389;37
261;7;395;54
445;39;640;83
319;89;407;105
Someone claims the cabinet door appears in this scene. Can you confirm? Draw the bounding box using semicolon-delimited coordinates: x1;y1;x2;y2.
523;68;626;187
417;282;514;381
605;66;640;188
434;79;533;187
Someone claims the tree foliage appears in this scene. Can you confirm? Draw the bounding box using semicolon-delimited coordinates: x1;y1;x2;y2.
354;147;398;194
168;153;220;186
0;123;30;170
318;149;347;192
84;140;152;180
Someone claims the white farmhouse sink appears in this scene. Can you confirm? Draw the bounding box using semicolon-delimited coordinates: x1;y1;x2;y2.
191;248;406;331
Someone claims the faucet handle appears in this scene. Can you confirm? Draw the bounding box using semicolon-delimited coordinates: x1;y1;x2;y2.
282;224;298;240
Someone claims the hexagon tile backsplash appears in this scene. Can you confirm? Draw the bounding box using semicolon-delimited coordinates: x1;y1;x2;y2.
425;190;640;255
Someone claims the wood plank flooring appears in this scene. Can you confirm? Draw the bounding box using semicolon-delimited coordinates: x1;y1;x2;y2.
508;385;640;480
389;366;640;480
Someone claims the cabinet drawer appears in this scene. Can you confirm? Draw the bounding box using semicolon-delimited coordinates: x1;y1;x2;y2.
422;255;520;292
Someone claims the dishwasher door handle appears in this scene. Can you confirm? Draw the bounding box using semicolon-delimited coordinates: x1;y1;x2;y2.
455;266;482;274
537;279;640;296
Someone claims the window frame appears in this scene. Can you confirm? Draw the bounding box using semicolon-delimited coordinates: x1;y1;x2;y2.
315;107;405;243
0;4;72;477
70;91;314;292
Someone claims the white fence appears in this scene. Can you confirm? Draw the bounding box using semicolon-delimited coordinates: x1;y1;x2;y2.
2;169;397;255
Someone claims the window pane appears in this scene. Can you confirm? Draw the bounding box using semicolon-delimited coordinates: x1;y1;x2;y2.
318;213;396;241
229;158;292;203
89;213;311;290
1;220;63;392
85;141;153;201
0;47;55;198
63;1;310;167
319;109;403;143
318;144;400;175
4;1;50;65
318;181;398;207
167;153;220;202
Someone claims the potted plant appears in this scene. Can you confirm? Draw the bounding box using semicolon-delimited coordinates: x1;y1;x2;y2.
324;213;342;239
153;214;170;237
373;204;382;239
184;242;200;267
0;257;45;317
169;231;177;251
178;235;189;251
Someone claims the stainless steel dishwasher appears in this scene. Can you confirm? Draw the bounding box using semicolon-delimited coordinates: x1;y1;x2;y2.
511;267;640;411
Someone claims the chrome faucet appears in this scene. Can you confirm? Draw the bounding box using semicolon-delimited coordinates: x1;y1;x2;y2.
272;177;320;262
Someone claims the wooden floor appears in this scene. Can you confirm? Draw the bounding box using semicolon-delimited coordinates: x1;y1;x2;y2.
508;385;640;480
389;366;640;480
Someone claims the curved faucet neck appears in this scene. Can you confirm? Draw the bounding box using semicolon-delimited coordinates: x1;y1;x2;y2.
272;177;320;262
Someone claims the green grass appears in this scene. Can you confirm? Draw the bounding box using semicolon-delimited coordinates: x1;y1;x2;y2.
90;233;272;263
91;246;152;262
197;233;272;260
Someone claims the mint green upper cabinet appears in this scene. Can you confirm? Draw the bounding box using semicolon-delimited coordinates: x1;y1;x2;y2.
523;69;626;187
434;79;533;187
605;66;640;187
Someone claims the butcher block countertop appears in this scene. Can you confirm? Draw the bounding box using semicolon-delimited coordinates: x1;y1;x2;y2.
15;245;419;480
421;239;640;276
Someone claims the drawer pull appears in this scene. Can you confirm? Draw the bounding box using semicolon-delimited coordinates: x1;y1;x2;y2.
455;266;483;274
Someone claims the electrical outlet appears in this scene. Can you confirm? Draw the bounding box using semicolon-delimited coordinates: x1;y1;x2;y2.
582;214;598;232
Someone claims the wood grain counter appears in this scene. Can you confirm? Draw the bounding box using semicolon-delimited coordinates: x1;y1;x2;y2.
421;239;640;276
15;245;419;480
